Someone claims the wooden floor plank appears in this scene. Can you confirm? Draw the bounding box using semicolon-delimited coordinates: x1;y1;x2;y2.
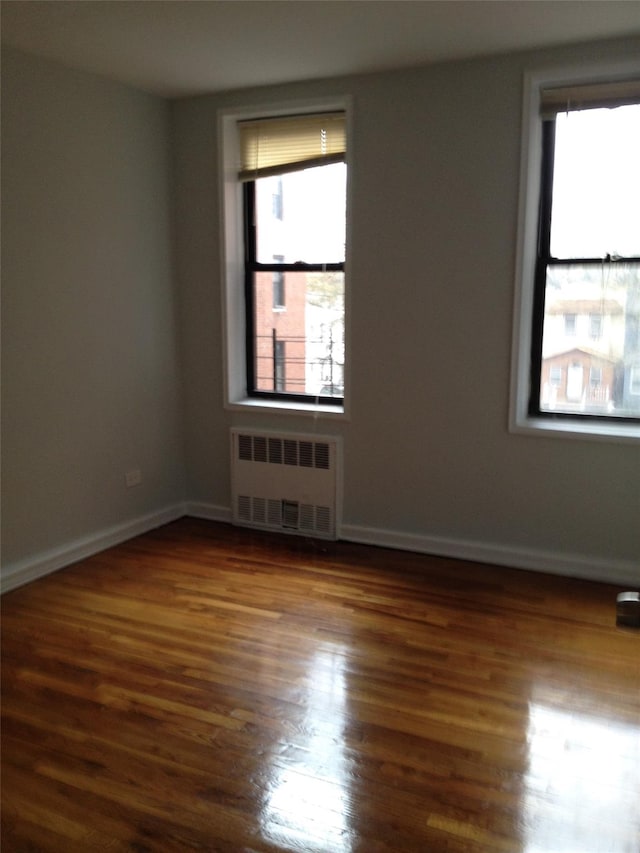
2;518;639;852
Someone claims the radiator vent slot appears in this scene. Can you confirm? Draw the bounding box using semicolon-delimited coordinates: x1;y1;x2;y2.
231;429;340;539
237;433;331;470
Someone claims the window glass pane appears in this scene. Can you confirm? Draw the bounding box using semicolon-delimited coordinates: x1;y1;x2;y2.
550;105;640;259
255;163;346;264
253;271;344;396
539;263;640;417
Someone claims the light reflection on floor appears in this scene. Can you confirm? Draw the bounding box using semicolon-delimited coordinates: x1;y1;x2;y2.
260;642;353;852
524;702;640;853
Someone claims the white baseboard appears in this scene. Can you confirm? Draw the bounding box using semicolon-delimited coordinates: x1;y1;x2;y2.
184;501;232;524
1;504;185;594
340;523;640;587
3;505;637;594
183;510;639;586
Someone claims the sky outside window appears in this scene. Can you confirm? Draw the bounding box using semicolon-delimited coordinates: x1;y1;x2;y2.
550;105;640;259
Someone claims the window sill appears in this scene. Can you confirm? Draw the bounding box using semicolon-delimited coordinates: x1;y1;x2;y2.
511;414;640;444
226;396;347;419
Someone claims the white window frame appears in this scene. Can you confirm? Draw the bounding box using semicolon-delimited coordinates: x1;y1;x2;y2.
219;97;352;419
509;60;640;444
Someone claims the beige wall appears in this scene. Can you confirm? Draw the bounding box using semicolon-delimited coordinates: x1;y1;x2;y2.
172;36;640;578
1;47;185;573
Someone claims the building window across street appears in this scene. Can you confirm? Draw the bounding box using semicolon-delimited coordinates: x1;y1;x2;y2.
272;255;285;309
274;340;286;391
590;367;603;387
589;313;603;339
549;366;562;387
563;313;577;336
272;177;283;220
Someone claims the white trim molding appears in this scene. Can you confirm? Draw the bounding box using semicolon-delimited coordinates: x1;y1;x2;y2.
183;502;232;524
341;522;640;587
1;504;185;594
3;508;637;594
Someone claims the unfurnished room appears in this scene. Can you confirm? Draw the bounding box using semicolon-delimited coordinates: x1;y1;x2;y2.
1;2;639;851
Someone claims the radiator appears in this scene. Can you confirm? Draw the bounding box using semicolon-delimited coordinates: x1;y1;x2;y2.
230;429;341;539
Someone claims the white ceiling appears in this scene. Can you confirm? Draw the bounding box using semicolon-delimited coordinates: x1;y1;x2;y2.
2;0;640;99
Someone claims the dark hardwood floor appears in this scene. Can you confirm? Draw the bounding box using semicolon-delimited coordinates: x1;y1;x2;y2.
2;518;639;852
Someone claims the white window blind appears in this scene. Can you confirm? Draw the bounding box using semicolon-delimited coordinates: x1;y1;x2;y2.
238;112;346;181
540;78;640;117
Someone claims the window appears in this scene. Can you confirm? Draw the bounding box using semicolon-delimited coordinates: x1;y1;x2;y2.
549;366;562;386
534;96;640;420
511;65;640;441
272;178;283;220
274;340;286;391
272;255;285;309
563;313;577;336
589;313;603;339
220;102;349;414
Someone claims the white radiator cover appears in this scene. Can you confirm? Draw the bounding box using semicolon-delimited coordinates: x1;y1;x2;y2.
230;429;341;539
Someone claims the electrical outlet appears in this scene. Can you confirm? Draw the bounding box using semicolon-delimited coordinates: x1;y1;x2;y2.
125;469;142;488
